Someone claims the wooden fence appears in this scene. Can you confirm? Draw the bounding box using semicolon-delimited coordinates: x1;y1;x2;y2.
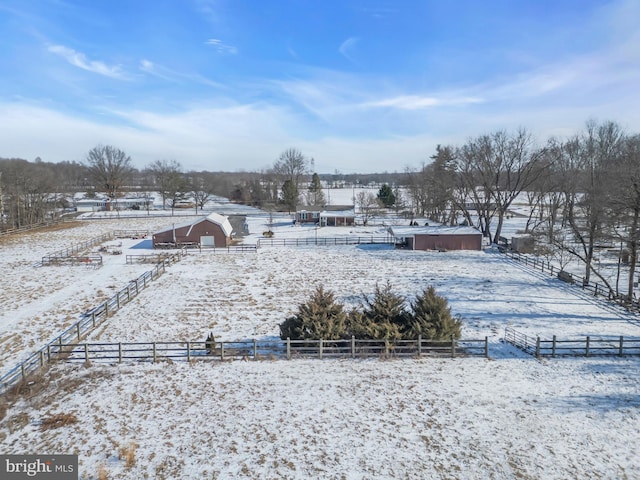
257;236;394;247
113;229;149;239
40;233;114;266
38;336;489;364
504;327;640;357
501;250;640;313
0;249;186;396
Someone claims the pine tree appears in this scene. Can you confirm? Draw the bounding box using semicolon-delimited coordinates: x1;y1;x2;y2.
347;281;405;341
377;184;396;207
405;286;462;340
308;173;325;206
279;286;347;340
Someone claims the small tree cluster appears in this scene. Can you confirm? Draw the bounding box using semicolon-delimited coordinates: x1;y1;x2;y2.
279;282;462;341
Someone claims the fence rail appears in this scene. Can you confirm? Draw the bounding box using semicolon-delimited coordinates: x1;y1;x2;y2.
501;250;640;313
113;229;149;239
504;327;640;358
257;236;394;247
36;336;489;365
40;233;114;265
0;249;186;396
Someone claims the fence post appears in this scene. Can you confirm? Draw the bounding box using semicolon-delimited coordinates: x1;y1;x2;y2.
535;337;540;358
153;343;157;363
187;341;191;362
84;344;89;363
287;338;291;360
552;335;557;358
484;336;489;358
418;335;422;357
118;342;122;363
39;350;45;367
319;339;323;359
619;336;624;357
253;339;257;359
105;302;109;317
117;293;120;310
21;363;25;381
47;344;51;362
585;336;590;357
76;323;81;341
351;336;355;358
451;336;455;358
220;342;225;360
92;311;96;328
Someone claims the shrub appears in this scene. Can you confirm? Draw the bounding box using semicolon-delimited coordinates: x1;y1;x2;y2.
345;281;405;341
405;286;462;340
205;332;216;354
279;286;347;340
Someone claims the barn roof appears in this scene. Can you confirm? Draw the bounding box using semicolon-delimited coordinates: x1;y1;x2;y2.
154;212;233;237
389;225;482;237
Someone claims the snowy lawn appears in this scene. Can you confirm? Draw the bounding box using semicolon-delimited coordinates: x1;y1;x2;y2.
0;211;639;479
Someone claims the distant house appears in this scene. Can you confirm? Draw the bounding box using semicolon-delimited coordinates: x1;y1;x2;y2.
74;196;154;212
295;205;355;226
152;212;233;248
389;225;483;251
320;209;355;227
295;209;321;224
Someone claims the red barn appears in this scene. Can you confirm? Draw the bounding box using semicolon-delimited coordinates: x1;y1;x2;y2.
389;225;483;251
152;213;233;248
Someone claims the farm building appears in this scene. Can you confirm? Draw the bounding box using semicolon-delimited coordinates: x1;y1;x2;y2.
152;212;233;248
295;206;356;227
389;225;483;251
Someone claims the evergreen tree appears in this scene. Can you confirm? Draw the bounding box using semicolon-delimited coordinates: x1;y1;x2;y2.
308;172;325;206
279;286;347;340
280;179;299;212
346;281;405;341
405;286;462;339
377;184;396;207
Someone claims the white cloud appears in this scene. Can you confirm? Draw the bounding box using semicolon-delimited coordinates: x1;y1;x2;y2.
361;95;484;110
47;44;126;79
205;38;238;55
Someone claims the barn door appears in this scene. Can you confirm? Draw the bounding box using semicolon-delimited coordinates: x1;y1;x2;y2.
200;236;215;247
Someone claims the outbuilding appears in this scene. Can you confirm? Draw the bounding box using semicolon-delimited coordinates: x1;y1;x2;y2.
152;212;233;248
389;225;483;251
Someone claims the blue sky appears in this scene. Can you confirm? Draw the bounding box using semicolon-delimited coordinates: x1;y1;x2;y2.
0;0;638;173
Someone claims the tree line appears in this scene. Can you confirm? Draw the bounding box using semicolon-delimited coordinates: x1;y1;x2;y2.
1;119;639;300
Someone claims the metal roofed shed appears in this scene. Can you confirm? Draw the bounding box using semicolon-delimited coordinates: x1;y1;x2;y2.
389;225;483;251
152;212;233;248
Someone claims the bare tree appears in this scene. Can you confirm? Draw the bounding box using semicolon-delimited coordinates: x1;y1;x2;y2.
559;120;625;287
86;145;134;210
455;129;547;243
274;148;309;209
355;191;379;226
148;159;182;209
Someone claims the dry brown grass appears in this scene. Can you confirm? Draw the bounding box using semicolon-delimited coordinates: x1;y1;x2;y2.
96;462;109;480
119;441;139;468
40;412;78;431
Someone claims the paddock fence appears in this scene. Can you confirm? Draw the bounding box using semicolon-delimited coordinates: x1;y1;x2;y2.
0;249;186;396
37;336;489;365
504;327;640;358
40;233;114;266
501;250;640;313
257;236;394;247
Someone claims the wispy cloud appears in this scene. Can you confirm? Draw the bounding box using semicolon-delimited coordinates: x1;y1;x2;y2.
47;44;126;79
362;95;484;110
205;38;238;55
338;37;359;62
139;59;223;88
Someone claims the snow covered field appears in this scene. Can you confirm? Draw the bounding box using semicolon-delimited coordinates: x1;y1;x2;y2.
1;203;640;479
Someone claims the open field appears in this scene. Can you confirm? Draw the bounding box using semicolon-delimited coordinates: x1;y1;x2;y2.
1;211;639;479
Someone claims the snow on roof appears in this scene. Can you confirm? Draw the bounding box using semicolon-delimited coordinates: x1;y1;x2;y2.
389;225;482;237
154;212;233;237
204;212;233;237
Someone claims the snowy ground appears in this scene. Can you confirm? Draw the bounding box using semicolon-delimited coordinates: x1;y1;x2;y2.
1;199;639;479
